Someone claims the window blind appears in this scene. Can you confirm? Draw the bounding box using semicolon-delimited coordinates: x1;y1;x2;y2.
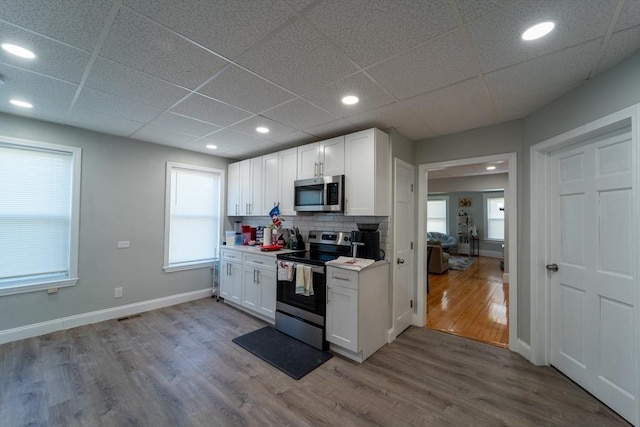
487;197;505;240
427;199;448;234
0;144;73;286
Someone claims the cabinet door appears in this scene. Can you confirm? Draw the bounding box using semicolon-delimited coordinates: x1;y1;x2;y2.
344;131;375;216
227;162;241;216
221;261;242;304
319;136;344;177
326;284;358;352
297;142;320;179
262;153;279;214
257;267;277;319
278;148;298;216
242;266;259;310
239;159;251;216
249;157;262;216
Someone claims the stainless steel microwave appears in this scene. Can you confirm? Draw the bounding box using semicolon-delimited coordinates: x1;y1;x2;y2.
294;175;344;212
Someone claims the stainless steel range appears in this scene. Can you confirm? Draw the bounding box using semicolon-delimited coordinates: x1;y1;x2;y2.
275;231;351;350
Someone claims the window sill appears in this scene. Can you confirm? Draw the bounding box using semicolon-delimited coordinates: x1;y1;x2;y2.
163;261;214;273
0;277;79;297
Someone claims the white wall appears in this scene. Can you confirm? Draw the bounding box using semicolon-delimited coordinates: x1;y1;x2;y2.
428;173;507;193
0;113;231;331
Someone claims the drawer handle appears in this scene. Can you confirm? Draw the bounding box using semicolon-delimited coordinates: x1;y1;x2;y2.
333;276;350;281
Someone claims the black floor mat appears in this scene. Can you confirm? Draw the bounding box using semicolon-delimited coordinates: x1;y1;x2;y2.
232;326;332;380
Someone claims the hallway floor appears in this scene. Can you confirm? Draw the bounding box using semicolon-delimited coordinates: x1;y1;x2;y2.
426;255;508;347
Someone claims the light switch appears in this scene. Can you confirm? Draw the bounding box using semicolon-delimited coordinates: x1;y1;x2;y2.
117;241;130;249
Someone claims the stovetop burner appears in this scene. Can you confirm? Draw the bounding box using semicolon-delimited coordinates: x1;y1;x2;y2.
276;230;351;266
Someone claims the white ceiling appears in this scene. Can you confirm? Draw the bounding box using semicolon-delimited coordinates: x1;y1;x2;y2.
1;0;638;159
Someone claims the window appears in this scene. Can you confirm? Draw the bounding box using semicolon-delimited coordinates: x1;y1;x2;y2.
0;137;81;296
164;162;222;272
427;196;448;234
485;195;505;241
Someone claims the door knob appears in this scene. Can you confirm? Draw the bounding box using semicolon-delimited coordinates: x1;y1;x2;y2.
397;258;405;265
546;263;559;272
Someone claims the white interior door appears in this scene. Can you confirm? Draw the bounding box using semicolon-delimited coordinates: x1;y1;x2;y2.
393;158;414;338
549;126;637;424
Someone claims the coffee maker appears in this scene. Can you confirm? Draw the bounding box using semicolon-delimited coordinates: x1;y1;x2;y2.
350;224;383;260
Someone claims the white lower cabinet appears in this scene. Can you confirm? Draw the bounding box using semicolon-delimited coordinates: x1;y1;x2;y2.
326;261;390;363
220;248;277;322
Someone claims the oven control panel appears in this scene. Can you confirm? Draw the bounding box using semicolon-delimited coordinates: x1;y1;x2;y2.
307;230;351;246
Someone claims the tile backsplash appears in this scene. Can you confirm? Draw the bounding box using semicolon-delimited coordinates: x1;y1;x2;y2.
234;213;389;255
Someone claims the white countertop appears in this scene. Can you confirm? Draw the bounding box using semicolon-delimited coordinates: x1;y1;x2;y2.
220;244;302;257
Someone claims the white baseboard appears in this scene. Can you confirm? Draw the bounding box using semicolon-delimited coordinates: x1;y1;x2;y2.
478;250;503;258
0;288;212;345
517;338;533;362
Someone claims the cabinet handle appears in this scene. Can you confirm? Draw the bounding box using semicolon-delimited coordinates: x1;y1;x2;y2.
314;162;318;177
333;275;350;281
326;286;330;304
254;269;258;284
319;161;324;177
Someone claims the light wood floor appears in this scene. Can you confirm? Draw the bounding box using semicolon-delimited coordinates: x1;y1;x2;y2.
0;298;628;426
426;255;509;348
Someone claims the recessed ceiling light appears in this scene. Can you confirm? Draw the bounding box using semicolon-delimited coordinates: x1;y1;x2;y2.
206;144;218;150
256;126;269;134
9;99;33;108
522;21;555;41
486;166;497;171
1;43;36;59
341;95;359;105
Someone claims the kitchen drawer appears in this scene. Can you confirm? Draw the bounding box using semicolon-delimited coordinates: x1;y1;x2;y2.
243;253;276;271
327;267;358;290
221;248;243;263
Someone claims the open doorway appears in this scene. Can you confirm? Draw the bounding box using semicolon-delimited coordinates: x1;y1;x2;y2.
416;153;518;352
426;184;508;347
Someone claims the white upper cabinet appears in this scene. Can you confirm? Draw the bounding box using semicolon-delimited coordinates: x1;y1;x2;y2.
278;147;298;216
344;128;390;216
247;157;262;216
262;152;279;215
297;136;345;179
227;161;241;216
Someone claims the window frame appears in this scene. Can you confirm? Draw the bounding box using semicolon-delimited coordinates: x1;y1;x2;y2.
163;161;224;273
0;136;81;296
427;195;449;235
484;192;505;242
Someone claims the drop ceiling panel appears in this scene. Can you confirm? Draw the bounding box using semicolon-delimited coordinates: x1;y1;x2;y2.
131;124;196;146
98;8;229;89
303;119;358;139
404;78;496;136
468;0;618;73
85;58;190;109
228;116;297;140
73;87;164;123
598;26;640;74
486;39;601;120
615;0;640;32
268;130;316;146
0;0;113;51
302;0;458;68
197;129;264;148
123;0;295;59
367;29;478;100
149;112;221;138
262;98;337;130
345;102;436;140
0;64;78;106
66;108;144;137
0;22;90;84
455;0;516;24
169;93;252;127
303;72;395;118
237;17;359;95
198;65;295;114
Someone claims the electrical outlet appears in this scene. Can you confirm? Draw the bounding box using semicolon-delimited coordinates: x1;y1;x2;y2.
115;287;123;298
117;241;130;249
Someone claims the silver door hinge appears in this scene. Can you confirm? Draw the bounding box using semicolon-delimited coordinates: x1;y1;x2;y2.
410;242;413;250
410;300;413;308
411;184;414;192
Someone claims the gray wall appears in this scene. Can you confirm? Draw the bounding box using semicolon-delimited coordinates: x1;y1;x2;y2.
0;113;230;331
414;52;640;345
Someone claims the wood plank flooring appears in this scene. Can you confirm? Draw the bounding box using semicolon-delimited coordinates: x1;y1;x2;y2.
427;256;508;347
0;298;628;426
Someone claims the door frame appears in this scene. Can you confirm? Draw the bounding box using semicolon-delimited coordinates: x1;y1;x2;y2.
417;152;518;352
529;104;639;424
